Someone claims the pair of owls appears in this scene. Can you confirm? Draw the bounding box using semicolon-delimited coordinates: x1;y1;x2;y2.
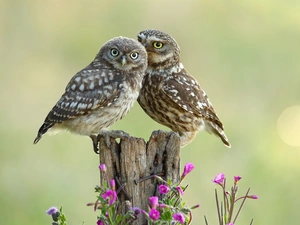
34;29;230;153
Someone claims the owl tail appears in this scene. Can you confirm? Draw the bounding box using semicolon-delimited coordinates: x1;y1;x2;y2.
33;123;54;144
205;121;231;148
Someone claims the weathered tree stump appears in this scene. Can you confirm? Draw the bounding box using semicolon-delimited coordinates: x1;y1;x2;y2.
99;130;181;224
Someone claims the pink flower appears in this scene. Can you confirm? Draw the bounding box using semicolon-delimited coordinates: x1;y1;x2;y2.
176;186;184;195
234;176;241;183
149;208;160;220
213;173;225;185
173;213;185;224
97;219;105;225
226;223;234;225
110;179;115;190
98;164;106;172
102;190;117;205
181;163;195;179
159;184;170;194
248;195;258;199
149;196;159;208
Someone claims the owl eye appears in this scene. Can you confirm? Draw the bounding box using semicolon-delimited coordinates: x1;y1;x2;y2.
130;52;139;60
110;48;119;57
153;42;163;49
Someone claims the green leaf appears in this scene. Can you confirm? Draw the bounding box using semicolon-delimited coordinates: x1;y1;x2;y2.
115;214;123;224
160;210;172;221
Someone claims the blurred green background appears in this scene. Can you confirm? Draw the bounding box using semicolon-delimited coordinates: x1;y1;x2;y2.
1;0;300;224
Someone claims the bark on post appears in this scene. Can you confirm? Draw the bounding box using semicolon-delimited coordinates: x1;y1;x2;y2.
99;130;181;224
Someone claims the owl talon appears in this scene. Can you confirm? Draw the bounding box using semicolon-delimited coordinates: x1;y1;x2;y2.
90;135;100;154
109;130;130;139
98;130;130;148
98;133;111;148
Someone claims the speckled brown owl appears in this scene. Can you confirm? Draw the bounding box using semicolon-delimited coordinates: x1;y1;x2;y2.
34;36;148;153
137;29;230;148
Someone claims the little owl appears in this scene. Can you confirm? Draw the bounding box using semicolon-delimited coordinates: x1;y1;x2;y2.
137;29;230;148
34;36;148;153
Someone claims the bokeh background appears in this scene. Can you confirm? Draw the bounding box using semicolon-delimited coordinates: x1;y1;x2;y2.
1;0;300;224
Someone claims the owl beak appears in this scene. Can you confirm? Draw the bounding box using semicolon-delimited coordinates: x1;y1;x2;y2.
121;55;127;66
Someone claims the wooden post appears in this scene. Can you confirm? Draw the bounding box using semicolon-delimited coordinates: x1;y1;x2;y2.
99;130;181;224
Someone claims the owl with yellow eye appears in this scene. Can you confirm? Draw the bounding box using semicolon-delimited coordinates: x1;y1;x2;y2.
137;29;231;148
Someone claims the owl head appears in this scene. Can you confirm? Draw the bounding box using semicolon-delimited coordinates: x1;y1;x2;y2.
98;36;148;72
137;29;180;67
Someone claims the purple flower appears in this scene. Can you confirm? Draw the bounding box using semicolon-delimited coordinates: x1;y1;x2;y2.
248;195;258;199
173;213;185;224
159;184;170;194
97;219;105;225
110;179;116;190
149;196;159;208
234;176;242;183
131;207;141;216
98;164;106;172
181;163;195;179
176;186;184;195
46;206;58;215
213;173;225;185
149;208;160;220
102;190;117;205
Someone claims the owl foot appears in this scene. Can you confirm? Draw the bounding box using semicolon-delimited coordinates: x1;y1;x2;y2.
99;130;130;148
90;131;130;153
90;135;100;154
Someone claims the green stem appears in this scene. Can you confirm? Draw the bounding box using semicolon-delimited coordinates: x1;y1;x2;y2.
222;179;227;224
227;186;236;222
215;189;223;225
204;215;209;225
188;211;192;225
232;188;250;224
250;218;254;225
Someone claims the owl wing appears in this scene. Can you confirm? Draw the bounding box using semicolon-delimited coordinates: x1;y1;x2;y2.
162;69;224;129
45;67;121;123
34;65;123;143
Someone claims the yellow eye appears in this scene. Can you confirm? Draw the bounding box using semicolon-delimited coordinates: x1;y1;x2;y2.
153;42;163;49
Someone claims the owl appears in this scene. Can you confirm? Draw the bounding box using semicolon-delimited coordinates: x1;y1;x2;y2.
34;36;148;153
137;29;231;148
